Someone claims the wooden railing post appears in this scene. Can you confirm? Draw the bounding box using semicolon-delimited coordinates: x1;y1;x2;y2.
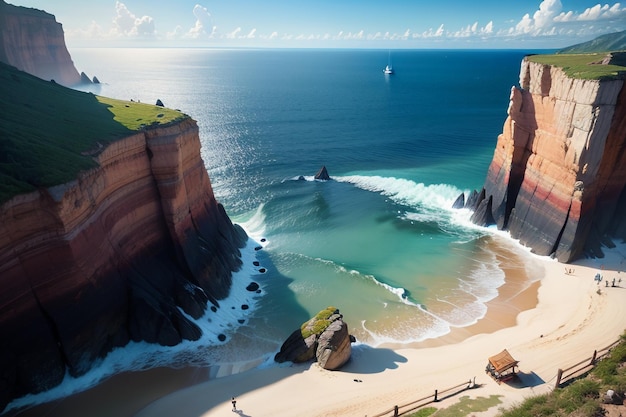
555;368;563;389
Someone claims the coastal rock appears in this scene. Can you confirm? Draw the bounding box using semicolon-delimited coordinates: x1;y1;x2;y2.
0;1;82;86
274;307;353;370
80;71;92;84
474;57;626;262
470;194;496;227
316;319;352;370
0;118;248;409
451;193;465;209
314;165;331;180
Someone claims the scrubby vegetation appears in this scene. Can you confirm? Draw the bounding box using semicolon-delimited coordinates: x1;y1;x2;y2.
498;334;626;417
0;62;188;204
401;335;626;417
526;53;626;80
300;306;337;339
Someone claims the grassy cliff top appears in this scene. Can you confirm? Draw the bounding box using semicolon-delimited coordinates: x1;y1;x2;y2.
526;52;626;80
0;62;188;205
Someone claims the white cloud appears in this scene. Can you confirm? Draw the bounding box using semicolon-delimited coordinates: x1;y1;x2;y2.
187;4;214;38
555;2;626;21
508;1;626;39
227;27;242;39
512;0;562;35
113;1;155;37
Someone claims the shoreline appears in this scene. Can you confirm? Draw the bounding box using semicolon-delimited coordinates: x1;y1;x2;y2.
134;246;626;417
11;244;626;417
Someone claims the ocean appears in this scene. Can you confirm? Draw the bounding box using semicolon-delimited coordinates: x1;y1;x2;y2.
8;48;551;411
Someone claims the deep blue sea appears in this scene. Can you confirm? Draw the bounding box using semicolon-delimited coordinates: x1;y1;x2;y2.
8;48;552;411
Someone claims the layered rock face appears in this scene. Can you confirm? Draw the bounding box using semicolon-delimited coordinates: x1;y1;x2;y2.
469;58;626;262
0;119;247;409
275;307;353;371
0;0;81;86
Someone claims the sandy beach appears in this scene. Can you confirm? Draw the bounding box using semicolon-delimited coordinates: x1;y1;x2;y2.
130;245;626;417
12;243;626;417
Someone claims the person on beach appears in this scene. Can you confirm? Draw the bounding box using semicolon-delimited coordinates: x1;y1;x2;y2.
232;397;237;412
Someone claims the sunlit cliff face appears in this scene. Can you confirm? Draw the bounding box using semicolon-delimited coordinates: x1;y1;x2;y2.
0;1;81;86
476;59;626;262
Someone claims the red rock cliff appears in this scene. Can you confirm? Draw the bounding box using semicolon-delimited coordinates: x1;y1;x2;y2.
0;119;247;409
469;57;626;262
0;0;81;86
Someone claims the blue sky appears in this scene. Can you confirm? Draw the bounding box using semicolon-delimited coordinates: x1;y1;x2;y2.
9;0;626;49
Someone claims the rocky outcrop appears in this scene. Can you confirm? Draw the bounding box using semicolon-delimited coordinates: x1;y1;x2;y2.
314;166;331;180
275;307;353;370
0;0;83;86
462;57;626;262
0;118;248;409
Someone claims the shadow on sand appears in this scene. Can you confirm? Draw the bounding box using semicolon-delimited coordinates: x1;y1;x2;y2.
508;371;545;388
342;344;408;374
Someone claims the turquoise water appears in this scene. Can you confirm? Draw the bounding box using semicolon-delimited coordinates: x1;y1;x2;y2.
4;48;553;411
70;47;547;345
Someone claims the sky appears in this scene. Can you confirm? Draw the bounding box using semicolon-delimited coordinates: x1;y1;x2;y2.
8;0;626;49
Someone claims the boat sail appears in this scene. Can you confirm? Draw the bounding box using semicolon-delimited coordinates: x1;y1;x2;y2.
383;51;394;74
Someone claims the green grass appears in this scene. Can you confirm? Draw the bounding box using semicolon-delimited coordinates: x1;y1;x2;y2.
432;395;502;417
526;53;626;80
406;406;438;417
498;333;626;417
300;306;337;339
0;62;188;205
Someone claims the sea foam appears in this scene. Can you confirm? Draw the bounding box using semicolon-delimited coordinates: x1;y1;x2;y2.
5;235;267;413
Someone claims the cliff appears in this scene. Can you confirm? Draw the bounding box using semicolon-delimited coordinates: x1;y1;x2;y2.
0;0;82;86
467;56;626;262
0;72;247;409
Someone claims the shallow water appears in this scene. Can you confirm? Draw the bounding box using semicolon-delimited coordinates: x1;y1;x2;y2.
6;47;554;412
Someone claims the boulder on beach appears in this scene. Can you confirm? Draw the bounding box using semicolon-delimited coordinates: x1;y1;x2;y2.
274;306;353;370
314;166;330;180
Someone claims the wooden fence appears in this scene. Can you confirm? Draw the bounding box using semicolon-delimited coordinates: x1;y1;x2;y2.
554;339;622;388
368;337;622;417
370;377;477;417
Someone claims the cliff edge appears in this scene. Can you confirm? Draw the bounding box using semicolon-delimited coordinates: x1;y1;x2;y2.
466;55;626;262
0;0;82;86
0;66;247;410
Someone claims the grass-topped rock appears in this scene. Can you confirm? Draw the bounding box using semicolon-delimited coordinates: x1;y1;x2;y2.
0;62;188;205
275;306;355;370
526;51;626;80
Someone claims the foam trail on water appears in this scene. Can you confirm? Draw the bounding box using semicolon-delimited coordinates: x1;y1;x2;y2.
335;175;464;210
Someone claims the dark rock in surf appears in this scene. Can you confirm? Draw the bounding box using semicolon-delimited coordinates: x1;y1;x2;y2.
471;194;496;227
452;193;465;209
314;166;330;180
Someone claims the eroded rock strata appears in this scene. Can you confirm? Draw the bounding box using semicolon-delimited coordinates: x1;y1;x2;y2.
466;57;626;262
0;118;247;409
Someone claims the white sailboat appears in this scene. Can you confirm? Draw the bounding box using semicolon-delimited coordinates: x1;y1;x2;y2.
383;51;394;74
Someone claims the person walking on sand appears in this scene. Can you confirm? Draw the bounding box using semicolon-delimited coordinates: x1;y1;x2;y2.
231;397;237;412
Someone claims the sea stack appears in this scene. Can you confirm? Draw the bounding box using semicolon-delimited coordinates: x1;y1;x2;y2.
314;165;331;180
